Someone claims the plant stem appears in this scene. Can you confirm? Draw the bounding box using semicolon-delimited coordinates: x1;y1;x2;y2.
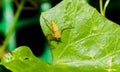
100;0;110;16
0;0;25;56
99;0;104;16
103;0;110;16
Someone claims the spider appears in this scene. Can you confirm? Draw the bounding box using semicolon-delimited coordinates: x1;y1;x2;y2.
42;17;73;43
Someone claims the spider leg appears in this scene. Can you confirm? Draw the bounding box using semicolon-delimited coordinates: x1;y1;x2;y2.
46;33;56;49
61;24;74;34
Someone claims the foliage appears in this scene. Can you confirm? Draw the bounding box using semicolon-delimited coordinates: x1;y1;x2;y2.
1;0;120;72
1;46;49;72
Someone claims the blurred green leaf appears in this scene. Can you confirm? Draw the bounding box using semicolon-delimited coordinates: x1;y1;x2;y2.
1;0;120;72
1;46;49;72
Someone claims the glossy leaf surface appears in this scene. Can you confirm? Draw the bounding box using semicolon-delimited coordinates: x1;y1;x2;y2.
40;0;120;71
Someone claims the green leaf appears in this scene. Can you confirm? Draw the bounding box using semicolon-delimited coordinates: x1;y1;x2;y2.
1;46;49;72
40;0;120;71
1;0;120;72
